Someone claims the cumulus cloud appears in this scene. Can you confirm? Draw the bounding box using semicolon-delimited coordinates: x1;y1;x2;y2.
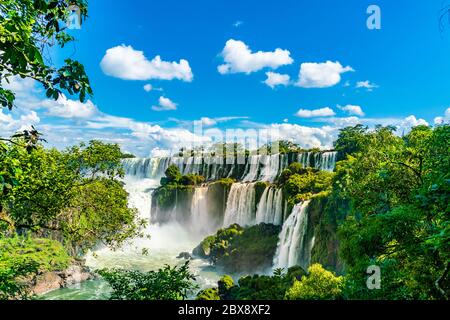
296;61;353;88
338;104;365;117
0;109;40;133
100;45;193;82
434;107;450;125
42;94;98;119
295;107;336;118
218;39;293;74
396;115;429;133
356;80;379;91
151;96;178;111
263;72;290;88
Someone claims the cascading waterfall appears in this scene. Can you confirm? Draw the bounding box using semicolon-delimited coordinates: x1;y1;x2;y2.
190;187;213;235
242;155;261;182
223;183;256;227
255;187;284;225
122;157;168;180
316;151;337;172
272;201;311;270
122;151;336;184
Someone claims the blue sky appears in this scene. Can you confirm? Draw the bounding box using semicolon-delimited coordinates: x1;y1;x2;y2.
1;0;450;156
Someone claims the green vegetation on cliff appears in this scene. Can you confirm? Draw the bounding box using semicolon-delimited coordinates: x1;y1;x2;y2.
197;266;307;300
277;162;334;212
193;223;281;274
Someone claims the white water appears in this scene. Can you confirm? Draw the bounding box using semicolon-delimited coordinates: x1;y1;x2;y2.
42;170;220;300
122;152;335;183
223;183;256;227
315;151;337;172
190;187;215;236
272;201;312;270
43;152;334;299
255;187;284;225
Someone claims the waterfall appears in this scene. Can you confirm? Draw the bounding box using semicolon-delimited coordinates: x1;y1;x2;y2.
242;155;261;182
316;151;337;172
190;187;212;235
273;201;311;270
223;183;256;227
122;151;335;184
255;187;284;225
258;155;279;182
297;152;312;169
122;158;167;179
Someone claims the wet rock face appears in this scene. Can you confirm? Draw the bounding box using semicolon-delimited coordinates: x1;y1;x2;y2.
32;272;64;295
31;264;94;295
177;252;192;260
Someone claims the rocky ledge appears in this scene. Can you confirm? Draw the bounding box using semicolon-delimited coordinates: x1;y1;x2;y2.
31;262;95;296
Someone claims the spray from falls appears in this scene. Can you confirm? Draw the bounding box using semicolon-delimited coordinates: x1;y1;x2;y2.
273;201;312;270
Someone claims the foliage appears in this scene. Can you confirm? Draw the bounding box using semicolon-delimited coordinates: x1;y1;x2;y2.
196;287;220;300
194;223;281;274
0;140;141;254
285;264;343;300
0;257;38;300
180;173;205;186
197;267;307;300
279;164;334;208
98;261;198;300
0;236;71;300
0;236;71;272
0;0;92;109
335;125;450;299
63;178;142;252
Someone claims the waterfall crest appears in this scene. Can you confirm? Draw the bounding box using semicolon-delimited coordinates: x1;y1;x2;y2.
122;151;336;182
272;201;312;270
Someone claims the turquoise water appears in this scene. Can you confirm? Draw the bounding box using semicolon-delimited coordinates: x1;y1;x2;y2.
40;223;221;300
40;178;222;300
41;280;111;300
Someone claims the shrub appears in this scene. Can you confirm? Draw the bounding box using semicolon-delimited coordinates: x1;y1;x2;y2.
285;264;343;300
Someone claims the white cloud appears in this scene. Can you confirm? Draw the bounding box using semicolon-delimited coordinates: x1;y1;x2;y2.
218;39;293;74
152;96;178;111
434;107;450;125
43;94;98;119
0;109;40;132
100;45;193;82
338;104;365;117
296;61;354;88
396;115;429;133
233;21;243;27
356;80;379;91
295;107;336;118
264;72;290;88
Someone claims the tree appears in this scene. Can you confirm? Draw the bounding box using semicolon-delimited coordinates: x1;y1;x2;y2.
285;264;343;300
336;125;450;299
1;140;142;254
0;0;92;109
160;164;182;186
98;261;198;300
333;124;368;161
